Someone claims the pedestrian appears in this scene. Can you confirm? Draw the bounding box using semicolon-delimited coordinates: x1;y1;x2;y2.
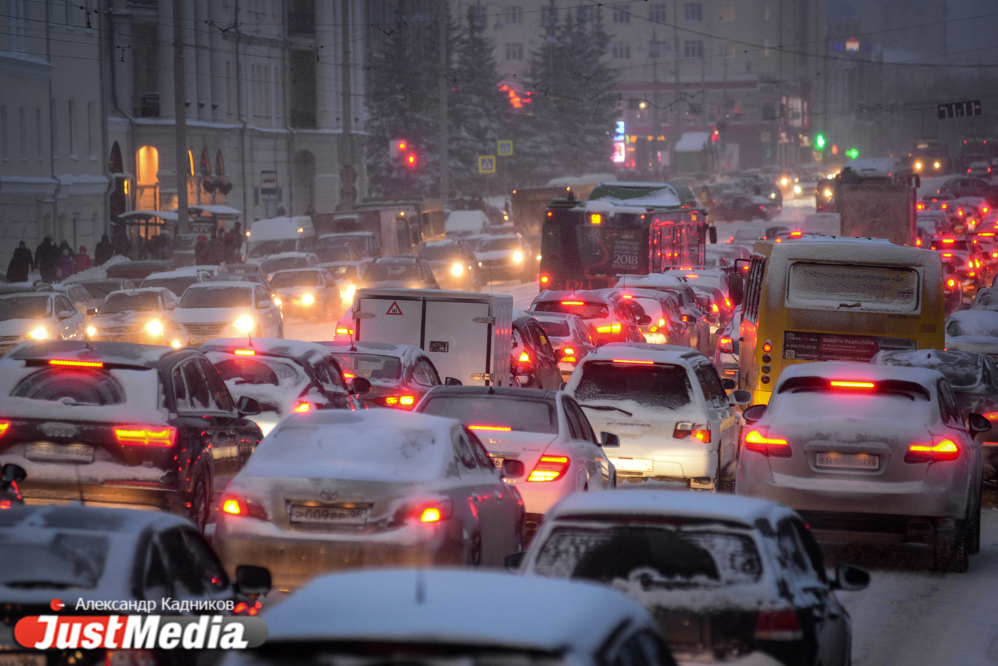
76;245;92;272
55;248;75;281
6;241;33;282
57;240;75;260
35;236;58;282
207;229;224;265
194;235;209;265
94;234;113;266
113;228;131;258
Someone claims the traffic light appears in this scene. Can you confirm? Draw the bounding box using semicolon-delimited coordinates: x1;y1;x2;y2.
405;152;418;169
815;134;826;150
390;138;418;170
846;147;860;160
389;139;408;159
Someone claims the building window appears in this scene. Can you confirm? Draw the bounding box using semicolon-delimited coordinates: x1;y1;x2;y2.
723;40;737;58
65;0;74;26
225;62;234;119
9;0;28;52
1;107;8;161
505;43;523;60
684;3;702;22
68;100;76;158
289;50;317;129
650;3;668;23
132;22;160;118
468;6;486;30
504;6;522;25
612;5;630;23
19;107;27;161
541;6;558;26
288;0;315;36
612;42;631;60
35;108;43;161
719;2;735;21
684;39;704;58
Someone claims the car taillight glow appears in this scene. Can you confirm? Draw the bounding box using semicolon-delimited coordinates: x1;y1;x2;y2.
755;608;803;641
0;421;9;437
612;358;653;364
829;380;875;389
711;303;720;313
293;401;312;413
220;494;267;520
114;426;176;448
420;507;442;522
413;499;453;523
49;359;104;368
561;300;584;305
719;337;734;353
234;349;255;355
336;327;353;335
540;275;549;284
673;423;710;442
563;347;575;355
400;395;415;406
0;500;10;510
947;278;957;288
905;439;959;463
744;430;790;457
528;455;570;482
469;425;512;431
596;323;621;333
519;351;531;363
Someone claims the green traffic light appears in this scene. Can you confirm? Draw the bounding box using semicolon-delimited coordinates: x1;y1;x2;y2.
846;147;859;159
815;134;826;149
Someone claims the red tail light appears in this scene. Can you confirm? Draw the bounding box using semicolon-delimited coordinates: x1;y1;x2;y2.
401;499;453;523
754;608;803;641
718;337;734;353
674;423;710;443
0;500;11;510
114;426;176;448
905;439;959;463
946;278;957;288
528;455;570;482
540;275;549;284
518;351;531;363
0;421;9;438
50;359;103;368
469;424;512;431
596;322;622;334
711;303;720;313
376;395;417;409
220;494;267;520
744;430;791;457
234;349;255;356
613;358;654;365
336;327;353;336
293;400;312;413
829;380;874;390
232;601;263;616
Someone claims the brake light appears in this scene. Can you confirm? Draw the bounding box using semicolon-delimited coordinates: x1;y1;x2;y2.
719;337;734;353
563;357;576;363
336;327;353;335
528;456;570;482
612;358;653;364
711;303;719;313
673;422;710;442
947;278;957;288
829;380;875;389
400;395;415;407
942;238;955;243
906;439;959;463
0;500;10;510
621;294;632;299
343;372;355;378
49;359;103;368
114;426;176;448
561;300;585;305
234;349;255;356
563;347;575;355
0;421;8;437
421;507;443;522
293;401;312;413
983;412;998;420
596;322;621;334
540;275;549;284
413;499;453;523
469;425;512;431
755;608;803;641
518;351;531;364
724;297;732;308
744;430;790;457
220;494;267;520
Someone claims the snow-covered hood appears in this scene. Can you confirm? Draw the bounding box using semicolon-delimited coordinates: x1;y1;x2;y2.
170;306;254;324
0;318;56;338
91;311;166;331
476;249;518;262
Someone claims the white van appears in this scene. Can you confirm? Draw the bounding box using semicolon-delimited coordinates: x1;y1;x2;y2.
352;288;513;387
246;216;315;260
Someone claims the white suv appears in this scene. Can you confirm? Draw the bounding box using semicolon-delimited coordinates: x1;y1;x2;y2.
566;342;749;490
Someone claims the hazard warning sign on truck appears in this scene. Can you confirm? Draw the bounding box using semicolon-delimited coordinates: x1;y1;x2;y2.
386;301;403;315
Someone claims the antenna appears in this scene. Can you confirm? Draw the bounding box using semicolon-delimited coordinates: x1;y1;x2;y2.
415;569;426;605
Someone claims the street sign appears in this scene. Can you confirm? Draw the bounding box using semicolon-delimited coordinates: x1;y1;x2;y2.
260;170;277;196
497;140;513;156
478;155;496;173
938;100;982;120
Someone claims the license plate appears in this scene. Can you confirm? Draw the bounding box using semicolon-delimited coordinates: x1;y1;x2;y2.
288;504;370;525
489;456;504;469
612;458;653;472
0;344;15;356
0;654;46;666
25;442;94;464
188;336;212;346
815;452;879;470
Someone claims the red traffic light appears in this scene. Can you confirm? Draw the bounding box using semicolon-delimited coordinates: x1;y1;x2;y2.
397;141;407;152
406;153;417;168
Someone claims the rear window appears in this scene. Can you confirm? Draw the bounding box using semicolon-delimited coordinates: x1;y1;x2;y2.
179;286;252;309
211;356;307;387
533;300;608;320
100;291;161;314
533;525;762;586
575;362;693;410
538;321;571;338
314;247;353;263
328;353;401;381
770;387;932;423
948;315;998;338
262;257;309;274
270;271;321;288
80;281;124;299
786;262;920;314
0;533;109;589
140;276;200;297
11;368;126;405
363;264;421;282
419;396;558;434
0;296;51;321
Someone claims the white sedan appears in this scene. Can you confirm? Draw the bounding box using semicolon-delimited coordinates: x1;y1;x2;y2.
0;292;86;354
415;386;617;530
170;281;283;345
945;309;998;357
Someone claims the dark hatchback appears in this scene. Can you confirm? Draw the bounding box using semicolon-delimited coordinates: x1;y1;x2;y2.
512;314;563;390
0;340;264;531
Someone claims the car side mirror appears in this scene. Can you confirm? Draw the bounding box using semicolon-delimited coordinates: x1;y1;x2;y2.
234;565;271;596
742;404;767;423
350;376;371;395
831;564;870;592
58;310;75;320
237;396;262;416
727;273;744;306
505;551;526;572
256;300;273;309
969;413;992;434
445;376;463;386
86;308;98;317
730;390;752;405
721;378;737;390
1;463;27;484
501;459;525;479
637;314;652;325
560;381;567;391
600;432;620;448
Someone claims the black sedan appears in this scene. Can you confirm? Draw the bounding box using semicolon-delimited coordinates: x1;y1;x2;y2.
0;340;264;531
512;313;562;390
322;340;441;409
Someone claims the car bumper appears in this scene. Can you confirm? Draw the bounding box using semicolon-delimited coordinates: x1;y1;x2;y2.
609;439;717;481
18;480;186;514
505;476;579;516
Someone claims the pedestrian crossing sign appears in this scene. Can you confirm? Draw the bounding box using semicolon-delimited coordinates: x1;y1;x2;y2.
498;140;513;156
478;156;496;174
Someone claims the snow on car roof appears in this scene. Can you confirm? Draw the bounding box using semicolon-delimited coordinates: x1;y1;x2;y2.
777;360;946;388
586;342;704;364
200;337;336;362
547;489;796;530
616;273;687;288
6;339;176;366
260;568;649;654
532;289;614;304
871;350;984;389
321;340;424;363
262;252;315;260
184;281;253;291
142;270;206;280
105;287;173;298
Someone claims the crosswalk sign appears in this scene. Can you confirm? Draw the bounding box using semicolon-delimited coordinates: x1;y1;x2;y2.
386;301;403;315
498;140;513;156
478;155;496;173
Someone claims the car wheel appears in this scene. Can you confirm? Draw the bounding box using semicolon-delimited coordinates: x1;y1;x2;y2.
467;532;482;566
933;517;969;573
189;475;210;533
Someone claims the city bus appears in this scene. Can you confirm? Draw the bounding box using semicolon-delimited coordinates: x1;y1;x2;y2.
737;237;945;404
539;183;710;291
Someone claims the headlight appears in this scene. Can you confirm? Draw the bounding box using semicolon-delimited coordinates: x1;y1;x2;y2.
450;263;464;277
341;284;356;302
233;315;255;334
273;296;282;307
823;188;833;198
171;339;182;349
769;192;776;199
780;177;788;186
934;161;941;169
144;319;164;336
793;185;802;194
301;293;315;306
915;161;923;170
512;251;524;263
28;326;48;340
86;326;97;338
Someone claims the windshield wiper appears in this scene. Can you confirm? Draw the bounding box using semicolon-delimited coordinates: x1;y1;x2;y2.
580;404;633;417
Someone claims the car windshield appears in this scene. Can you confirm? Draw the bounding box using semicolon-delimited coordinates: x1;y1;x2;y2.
99;292;161;314
179;286;253;309
140;276;200;297
212;356;307;387
947;315;998;338
329;353;402;381
11;368;127;405
322;265;355;279
419;395;558;434
533;300;608;320
248;239;298;258
533;525;762;587
419;244;463;261
262;257;310;274
476;237;520;252
0;295;51;320
0;533;109;589
538;320;571;338
575;361;693;410
271;271;322;288
363;263;421;282
79;281;125;299
314;246;354;263
318;235;367;250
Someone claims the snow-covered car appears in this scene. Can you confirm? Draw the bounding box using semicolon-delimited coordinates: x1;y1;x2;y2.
260;252;319;279
530;290;644;346
0;292;86;353
567;343;749;491
201;338;367;437
531;311;596;380
475;234;531;283
969;287;998;311
737;361;986;573
0;506;271;662
417;239;482;291
218;569;676;666
968;160;992;178
358;256;440;290
322;341;440;410
86;287;188;348
610;277;713;354
139;269;211;299
415;386;617;529
615;287;690;347
512;312;562;390
0;340;264;530
213;410;525;589
52;282;101;318
70;278;137;300
269;268;339;320
945;309;998;358
171;281;283;345
516;491;868;665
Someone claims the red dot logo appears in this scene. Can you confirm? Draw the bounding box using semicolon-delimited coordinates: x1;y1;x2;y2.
49;599;64;612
